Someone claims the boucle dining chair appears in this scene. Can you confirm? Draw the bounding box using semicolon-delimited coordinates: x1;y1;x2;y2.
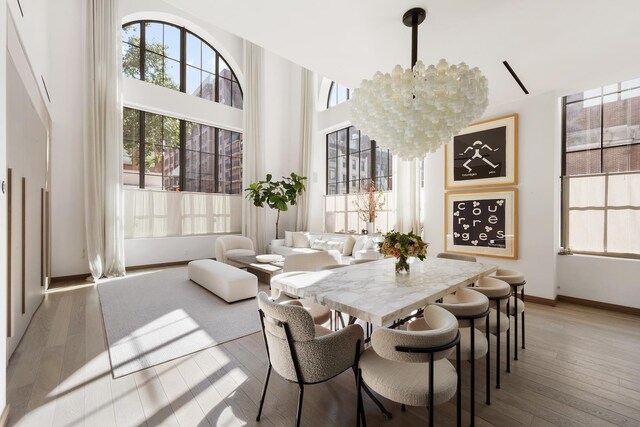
473;277;512;389
410;288;490;424
278;252;343;329
494;269;527;358
359;305;462;427
436;252;477;262
256;292;365;427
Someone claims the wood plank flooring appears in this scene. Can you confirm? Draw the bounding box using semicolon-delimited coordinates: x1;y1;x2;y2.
6;279;640;426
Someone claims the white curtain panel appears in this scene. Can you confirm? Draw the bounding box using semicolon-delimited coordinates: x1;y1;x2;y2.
242;41;267;252
123;189;242;238
394;158;423;234
83;0;125;279
296;68;315;232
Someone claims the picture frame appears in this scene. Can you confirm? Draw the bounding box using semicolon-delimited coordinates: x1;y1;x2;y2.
444;188;518;259
445;113;518;190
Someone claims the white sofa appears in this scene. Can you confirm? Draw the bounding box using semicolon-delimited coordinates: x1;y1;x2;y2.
271;231;381;264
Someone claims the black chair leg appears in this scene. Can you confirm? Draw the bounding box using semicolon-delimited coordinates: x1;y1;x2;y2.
514;291;519;360
521;288;526;349
485;316;491;405
296;385;304;427
256;364;272;421
496;307;501;389
355;368;365;427
506;299;511;373
456;342;461;427
470;323;476;427
401;404;406;412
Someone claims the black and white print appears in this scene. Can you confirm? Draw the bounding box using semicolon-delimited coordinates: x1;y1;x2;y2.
453;127;507;181
452;198;506;248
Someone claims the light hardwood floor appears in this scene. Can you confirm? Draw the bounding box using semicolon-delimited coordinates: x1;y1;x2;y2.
6;278;640;427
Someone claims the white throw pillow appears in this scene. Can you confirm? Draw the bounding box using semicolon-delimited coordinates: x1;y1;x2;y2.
292;232;311;248
353;236;368;253
362;238;374;250
285;231;294;247
343;236;357;256
310;239;327;250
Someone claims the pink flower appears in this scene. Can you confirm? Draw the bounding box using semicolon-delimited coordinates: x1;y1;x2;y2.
394;243;401;249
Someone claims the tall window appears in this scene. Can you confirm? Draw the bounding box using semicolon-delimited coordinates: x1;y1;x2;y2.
562;78;640;257
122;21;243;109
123;107;243;194
327;81;350;108
326;126;392;195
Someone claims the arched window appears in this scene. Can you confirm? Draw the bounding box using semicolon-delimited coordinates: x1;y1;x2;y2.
121;21;243;195
327;81;350;108
122;21;243;109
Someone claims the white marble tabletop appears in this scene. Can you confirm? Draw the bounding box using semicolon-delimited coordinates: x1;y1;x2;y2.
271;257;497;326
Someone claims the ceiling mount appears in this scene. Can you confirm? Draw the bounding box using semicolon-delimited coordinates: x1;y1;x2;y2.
402;8;427;68
402;7;426;27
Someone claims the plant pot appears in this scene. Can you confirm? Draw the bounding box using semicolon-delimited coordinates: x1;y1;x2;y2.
395;256;410;274
366;222;375;235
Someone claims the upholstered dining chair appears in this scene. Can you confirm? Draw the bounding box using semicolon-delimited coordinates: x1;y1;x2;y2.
256;292;365;427
277;252;343;328
359;305;462;427
436;252;477;262
410;288;491;424
472;277;512;389
494;269;527;358
214;235;255;267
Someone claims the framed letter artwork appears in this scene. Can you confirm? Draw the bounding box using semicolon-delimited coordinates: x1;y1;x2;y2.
445;188;518;259
445;114;518;190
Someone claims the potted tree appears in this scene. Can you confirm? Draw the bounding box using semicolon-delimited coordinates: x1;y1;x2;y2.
245;172;307;241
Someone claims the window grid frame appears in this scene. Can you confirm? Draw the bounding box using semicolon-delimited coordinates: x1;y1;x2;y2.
122;20;243;109
561;80;640;258
325;126;392;195
125;106;242;195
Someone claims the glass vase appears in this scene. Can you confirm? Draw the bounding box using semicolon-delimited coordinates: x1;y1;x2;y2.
395;255;410;274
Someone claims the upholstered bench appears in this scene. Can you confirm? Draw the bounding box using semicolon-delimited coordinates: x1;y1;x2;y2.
188;259;258;303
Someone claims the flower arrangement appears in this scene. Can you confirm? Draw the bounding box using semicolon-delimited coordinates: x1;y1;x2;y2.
380;230;428;274
352;180;386;223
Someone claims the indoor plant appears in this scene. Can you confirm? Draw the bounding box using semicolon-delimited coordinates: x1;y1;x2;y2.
245;172;307;240
352;180;386;234
380;230;428;274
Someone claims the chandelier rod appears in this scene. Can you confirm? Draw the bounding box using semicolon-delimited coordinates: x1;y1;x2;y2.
402;8;427;69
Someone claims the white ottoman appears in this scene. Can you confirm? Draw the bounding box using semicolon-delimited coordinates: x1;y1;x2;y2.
188;259;258;303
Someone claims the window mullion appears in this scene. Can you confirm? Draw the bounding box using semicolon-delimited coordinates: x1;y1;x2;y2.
179;120;186;191
140;21;146;82
214;128;220;193
180;27;186;93
140;110;145;188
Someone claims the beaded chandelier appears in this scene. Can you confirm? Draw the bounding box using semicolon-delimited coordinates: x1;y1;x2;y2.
350;8;489;160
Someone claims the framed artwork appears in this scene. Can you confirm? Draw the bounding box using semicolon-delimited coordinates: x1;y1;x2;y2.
445;114;518;190
445;188;518;259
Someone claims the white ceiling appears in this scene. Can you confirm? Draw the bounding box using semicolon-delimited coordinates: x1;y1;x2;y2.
164;0;640;107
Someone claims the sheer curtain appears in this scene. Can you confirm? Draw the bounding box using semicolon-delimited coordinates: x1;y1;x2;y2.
83;0;125;280
242;41;267;252
296;68;315;232
394;158;423;234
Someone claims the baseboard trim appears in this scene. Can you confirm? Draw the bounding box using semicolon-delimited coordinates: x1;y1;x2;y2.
523;295;557;306
50;273;89;284
0;405;10;427
557;295;640;316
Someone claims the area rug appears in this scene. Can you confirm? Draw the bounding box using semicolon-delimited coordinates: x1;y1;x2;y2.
97;267;265;378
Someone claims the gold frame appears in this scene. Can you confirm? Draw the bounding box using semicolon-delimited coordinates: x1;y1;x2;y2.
445;113;518;190
444;188;518;259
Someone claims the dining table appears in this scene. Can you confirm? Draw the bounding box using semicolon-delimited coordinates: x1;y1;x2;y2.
270;256;498;327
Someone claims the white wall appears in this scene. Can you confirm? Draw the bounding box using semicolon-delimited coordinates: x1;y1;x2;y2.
557;255;640;308
259;50;303;243
48;0;86;277
124;235;227;266
0;0;8;411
